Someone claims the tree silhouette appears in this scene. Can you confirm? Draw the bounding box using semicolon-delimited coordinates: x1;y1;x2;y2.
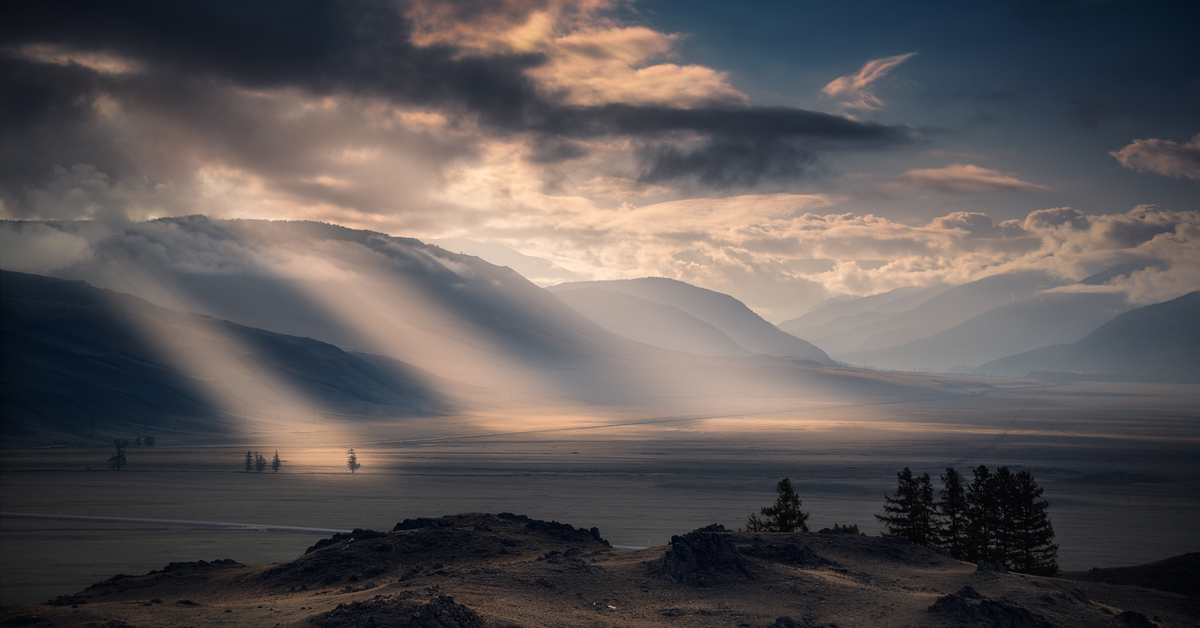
937;467;969;558
746;477;810;532
876;467;938;545
143;436;156;447
244;450;253;473
1006;470;1058;575
964;465;997;562
254;452;267;473
108;439;128;471
271;450;281;473
347;448;360;474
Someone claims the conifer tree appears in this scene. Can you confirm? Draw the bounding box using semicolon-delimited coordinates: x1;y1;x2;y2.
937;467;969;559
347;448;360;474
254;452;267;473
244;450;253;473
965;465;997;562
992;466;1017;565
1007;470;1059;575
271;450;281;473
108;439;128;471
876;468;938;545
746;477;810;532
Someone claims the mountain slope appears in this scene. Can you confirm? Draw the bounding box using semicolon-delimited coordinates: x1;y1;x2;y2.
553;287;750;357
1;270;447;444
974;291;1200;382
429;237;585;286
810;271;1070;355
548;278;833;364
778;285;946;338
838;291;1132;372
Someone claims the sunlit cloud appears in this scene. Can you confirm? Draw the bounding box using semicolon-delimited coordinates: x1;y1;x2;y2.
821;52;916;111
889;164;1049;194
1110;134;1200;180
16;43;143;74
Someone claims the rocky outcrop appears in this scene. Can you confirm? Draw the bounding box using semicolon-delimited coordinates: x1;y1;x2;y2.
661;528;757;585
928;585;1052;628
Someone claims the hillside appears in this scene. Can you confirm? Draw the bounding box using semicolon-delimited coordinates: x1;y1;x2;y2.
974;291;1200;382
838;291;1131;372
549;278;833;364
0;270;448;444
553;287;750;357
2;513;1194;628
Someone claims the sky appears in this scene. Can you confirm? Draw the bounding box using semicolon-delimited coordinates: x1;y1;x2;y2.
2;0;1198;320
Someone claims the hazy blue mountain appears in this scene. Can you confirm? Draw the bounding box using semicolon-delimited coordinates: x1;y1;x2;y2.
778;285;947;338
428;237;586;286
553;286;750;357
548;277;834;364
974;291;1200;382
1;270;447;444
838;291;1133;372
810;271;1070;355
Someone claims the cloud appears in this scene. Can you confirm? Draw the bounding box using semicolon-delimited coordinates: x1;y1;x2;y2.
1109;134;1200;180
821;52;916;111
890;164;1049;194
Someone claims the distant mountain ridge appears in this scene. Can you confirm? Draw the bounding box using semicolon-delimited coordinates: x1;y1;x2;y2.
548;277;833;364
974;291;1200;382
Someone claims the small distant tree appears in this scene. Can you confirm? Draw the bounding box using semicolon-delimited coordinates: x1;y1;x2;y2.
746;477;810;532
244;450;254;473
832;523;860;534
271;450;281;473
938;467;969;558
347;448;361;474
134;436;143;447
254;452;267;473
143;436;156;447
876;468;938;545
108;439;128;471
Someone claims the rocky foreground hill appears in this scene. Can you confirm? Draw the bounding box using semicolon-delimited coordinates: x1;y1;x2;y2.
1;513;1195;628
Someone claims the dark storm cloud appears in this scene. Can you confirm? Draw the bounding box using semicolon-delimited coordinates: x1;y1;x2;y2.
2;0;913;194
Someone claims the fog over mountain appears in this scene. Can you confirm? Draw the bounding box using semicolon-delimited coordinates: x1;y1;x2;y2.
1;270;447;444
839;291;1133;373
975;291;1200;382
548;278;833;364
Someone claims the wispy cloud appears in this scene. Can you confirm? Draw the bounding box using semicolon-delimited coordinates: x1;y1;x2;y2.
889;164;1048;194
821;53;916;111
1110;134;1200;180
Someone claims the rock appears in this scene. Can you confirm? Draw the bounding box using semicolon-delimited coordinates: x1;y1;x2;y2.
661;529;756;585
977;561;1010;573
1118;610;1158;628
741;542;834;567
928;586;1052;628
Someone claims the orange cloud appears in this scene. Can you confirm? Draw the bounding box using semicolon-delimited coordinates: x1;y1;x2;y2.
890;164;1048;194
1110;134;1200;180
821;52;916;111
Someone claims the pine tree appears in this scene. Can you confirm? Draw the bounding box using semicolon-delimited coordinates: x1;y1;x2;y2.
938;467;969;558
965;465;997;562
254;452;267;473
876;468;938;545
347;448;360;474
244;450;253;473
1007;470;1058;575
271;450;281;473
108;439;128;471
746;477;810;532
992;466;1018;566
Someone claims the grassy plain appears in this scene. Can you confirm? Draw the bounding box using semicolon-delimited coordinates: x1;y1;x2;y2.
3;378;1199;605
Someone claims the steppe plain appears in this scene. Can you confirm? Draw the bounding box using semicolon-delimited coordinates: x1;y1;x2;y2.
3;376;1199;610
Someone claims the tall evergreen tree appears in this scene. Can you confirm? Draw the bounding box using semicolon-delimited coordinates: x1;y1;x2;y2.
271;450;282;473
108;439;128;471
992;466;1018;566
1007;470;1058;575
877;468;938;545
347;448;360;474
937;467;969;558
244;450;253;473
965;465;997;562
746;477;810;532
254;452;267;473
